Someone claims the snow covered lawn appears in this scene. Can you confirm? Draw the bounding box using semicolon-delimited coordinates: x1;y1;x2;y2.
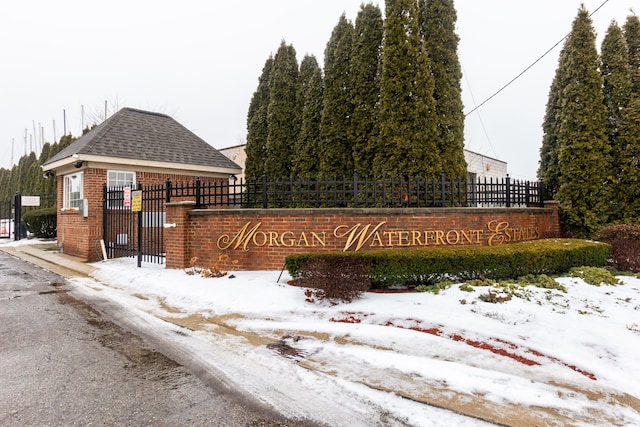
76;258;640;426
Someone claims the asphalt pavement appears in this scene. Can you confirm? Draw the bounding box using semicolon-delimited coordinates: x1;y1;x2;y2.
0;242;315;426
0;240;93;278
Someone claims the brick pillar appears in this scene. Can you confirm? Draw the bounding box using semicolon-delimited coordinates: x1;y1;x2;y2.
164;201;196;269
543;200;561;237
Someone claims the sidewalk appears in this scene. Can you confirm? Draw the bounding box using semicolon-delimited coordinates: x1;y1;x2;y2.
0;240;95;278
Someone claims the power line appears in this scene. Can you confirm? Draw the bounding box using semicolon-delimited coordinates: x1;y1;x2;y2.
464;0;611;117
461;60;499;159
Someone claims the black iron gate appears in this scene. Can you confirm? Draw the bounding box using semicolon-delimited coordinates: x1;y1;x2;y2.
0;199;13;239
103;183;166;266
1;192;57;240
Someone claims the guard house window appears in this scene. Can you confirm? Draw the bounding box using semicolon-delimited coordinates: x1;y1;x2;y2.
107;170;136;189
63;172;83;209
107;171;136;209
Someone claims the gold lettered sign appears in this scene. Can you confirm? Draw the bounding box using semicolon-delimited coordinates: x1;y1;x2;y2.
216;220;541;252
131;190;142;212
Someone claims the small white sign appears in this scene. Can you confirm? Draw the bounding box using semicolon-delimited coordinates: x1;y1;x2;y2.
21;196;41;207
123;187;131;207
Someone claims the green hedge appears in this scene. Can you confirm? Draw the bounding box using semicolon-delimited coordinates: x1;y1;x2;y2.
285;239;611;287
22;207;57;238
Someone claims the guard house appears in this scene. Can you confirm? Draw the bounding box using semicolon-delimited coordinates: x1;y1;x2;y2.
42;107;241;261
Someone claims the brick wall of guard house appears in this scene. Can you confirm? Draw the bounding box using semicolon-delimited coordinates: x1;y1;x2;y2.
56;168;225;262
165;201;561;270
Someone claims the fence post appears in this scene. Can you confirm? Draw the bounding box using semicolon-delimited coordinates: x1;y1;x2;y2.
13;192;21;241
102;185;107;251
539;181;546;206
525;181;531;207
353;171;358;208
137;182;143;268
440;173;446;207
505;174;511;208
262;173;268;209
165;178;172;203
195;177;201;208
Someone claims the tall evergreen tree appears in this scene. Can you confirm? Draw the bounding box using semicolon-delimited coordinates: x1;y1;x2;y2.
616;95;640;222
538;59;564;197
318;14;355;176
0;169;9;201
375;0;439;177
350;3;383;177
264;41;300;179
39;143;56;195
419;0;467;179
624;14;640;95
601;21;632;146
292;55;324;177
554;7;610;236
245;56;273;181
297;54;320;111
601;21;632;222
0;133;77;201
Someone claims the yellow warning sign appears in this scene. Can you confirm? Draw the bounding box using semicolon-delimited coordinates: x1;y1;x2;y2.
131;190;142;212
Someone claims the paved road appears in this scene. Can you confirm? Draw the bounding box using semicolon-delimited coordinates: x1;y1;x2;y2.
0;251;312;426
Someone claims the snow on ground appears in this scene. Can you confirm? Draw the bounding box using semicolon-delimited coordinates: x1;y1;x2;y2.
75;257;640;426
2;238;638;425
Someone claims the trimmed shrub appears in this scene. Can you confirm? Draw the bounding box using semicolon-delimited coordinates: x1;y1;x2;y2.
293;256;371;302
22;207;57;238
593;224;640;241
285;239;610;288
594;224;640;272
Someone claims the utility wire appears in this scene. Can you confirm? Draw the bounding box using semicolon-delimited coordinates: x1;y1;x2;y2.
461;60;499;159
464;0;611;117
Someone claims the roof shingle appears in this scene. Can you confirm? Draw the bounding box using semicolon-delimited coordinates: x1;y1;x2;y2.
44;107;241;171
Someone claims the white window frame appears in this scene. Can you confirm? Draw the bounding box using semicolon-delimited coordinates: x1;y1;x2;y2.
107;170;136;209
63;172;84;210
107;170;136;189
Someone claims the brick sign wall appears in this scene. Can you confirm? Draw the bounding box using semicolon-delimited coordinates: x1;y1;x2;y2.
165;203;560;270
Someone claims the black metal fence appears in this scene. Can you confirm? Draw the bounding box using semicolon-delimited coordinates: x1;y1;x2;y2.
0;200;12;239
103;183;166;265
166;174;545;209
1;193;57;240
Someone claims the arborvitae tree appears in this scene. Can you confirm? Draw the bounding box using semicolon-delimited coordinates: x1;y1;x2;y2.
624;14;640;95
38;143;56;194
46;133;75;161
350;3;383;177
318;14;355;176
601;21;633;222
0;133;76;201
555;7;611;237
616;95;640;222
245;56;273;181
297;54;319;106
0;169;11;201
538;61;564;197
375;0;439;177
419;0;467;179
292;56;323;178
264;41;299;179
25;153;42;194
601;21;632;146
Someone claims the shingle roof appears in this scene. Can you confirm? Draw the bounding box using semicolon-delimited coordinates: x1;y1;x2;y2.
44;107;241;171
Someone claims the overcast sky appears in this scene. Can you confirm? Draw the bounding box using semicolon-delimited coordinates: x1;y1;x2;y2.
1;1;637;180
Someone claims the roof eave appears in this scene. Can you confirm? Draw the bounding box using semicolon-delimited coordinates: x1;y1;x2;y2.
42;154;242;175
